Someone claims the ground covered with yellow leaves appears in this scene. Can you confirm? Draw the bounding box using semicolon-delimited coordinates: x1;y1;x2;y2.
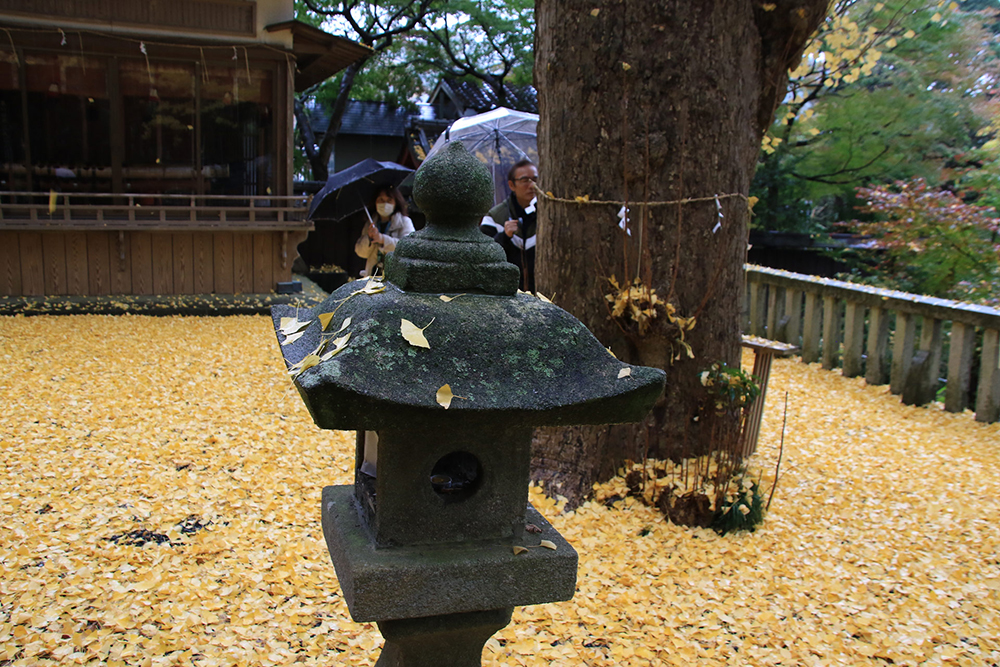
2;315;999;667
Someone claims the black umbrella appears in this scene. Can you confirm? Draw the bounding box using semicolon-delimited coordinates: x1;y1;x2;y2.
307;158;413;221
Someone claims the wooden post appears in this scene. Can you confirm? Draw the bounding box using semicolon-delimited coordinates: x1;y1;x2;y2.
738;337;798;458
890;312;917;395
740;350;774;459
842;301;865;378
802;292;822;363
945;322;977;413
783;288;802;346
903;318;943;406
976;328;1000;424
920;318;944;405
766;286;782;340
865;306;891;386
749;282;765;337
822;296;842;370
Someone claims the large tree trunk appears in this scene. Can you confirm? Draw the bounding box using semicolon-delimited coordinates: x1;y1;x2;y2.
532;0;827;506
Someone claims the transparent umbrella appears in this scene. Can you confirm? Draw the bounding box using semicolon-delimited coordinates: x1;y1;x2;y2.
424;107;538;206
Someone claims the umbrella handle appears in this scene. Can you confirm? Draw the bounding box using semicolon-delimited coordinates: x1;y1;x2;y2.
361;193;374;225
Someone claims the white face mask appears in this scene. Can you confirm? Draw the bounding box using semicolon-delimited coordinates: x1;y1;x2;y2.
376;202;395;218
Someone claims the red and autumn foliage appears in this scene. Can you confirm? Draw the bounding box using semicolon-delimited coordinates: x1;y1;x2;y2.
847;178;1000;305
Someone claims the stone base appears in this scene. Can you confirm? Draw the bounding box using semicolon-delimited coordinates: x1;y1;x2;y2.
321;485;578;622
375;608;513;667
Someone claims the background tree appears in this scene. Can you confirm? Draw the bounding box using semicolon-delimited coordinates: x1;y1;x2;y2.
845;178;1000;303
751;0;999;232
407;0;535;106
532;1;829;506
294;0;436;182
294;0;535;182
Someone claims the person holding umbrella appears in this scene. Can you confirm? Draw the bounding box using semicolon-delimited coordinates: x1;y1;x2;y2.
480;159;539;292
354;185;415;277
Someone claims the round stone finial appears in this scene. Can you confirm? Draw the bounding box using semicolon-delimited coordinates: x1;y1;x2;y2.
413;141;494;228
385;140;520;294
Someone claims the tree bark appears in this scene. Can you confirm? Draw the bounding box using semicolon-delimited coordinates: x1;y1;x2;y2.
532;0;827;507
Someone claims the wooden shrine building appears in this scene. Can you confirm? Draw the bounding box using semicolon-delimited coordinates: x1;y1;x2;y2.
0;0;369;297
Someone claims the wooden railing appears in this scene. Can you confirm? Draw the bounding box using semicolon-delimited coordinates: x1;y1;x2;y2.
0;191;312;232
745;265;1000;424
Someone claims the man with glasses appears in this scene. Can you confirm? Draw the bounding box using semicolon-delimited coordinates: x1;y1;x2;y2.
480;159;539;291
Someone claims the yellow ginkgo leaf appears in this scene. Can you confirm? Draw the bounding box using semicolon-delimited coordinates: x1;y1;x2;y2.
539;540;557;550
439;294;465;303
512;545;528;555
317;313;335;330
320;333;351;361
618;367;632;379
334;316;351;334
401;318;434;349
607;347;617;359
291;354;320;377
436;384;454;409
279;317;310;337
537;292;552;304
590;7;599;16
281;330;306;346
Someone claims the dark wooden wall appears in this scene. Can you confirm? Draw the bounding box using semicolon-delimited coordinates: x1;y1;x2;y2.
0;230;306;296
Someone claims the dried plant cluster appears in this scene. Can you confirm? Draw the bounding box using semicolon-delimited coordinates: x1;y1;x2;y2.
606;361;767;533
2;316;1000;666
604;275;696;358
595;455;766;535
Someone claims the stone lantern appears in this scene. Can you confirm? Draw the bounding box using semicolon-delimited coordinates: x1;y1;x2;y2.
271;142;665;666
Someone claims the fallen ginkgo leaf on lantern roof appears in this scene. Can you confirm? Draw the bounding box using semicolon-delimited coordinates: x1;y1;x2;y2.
356;280;386;295
537;292;553;303
512;546;528;555
618;367;632;379
401;318;434;349
439;294;465;303
280;330;307;346
320;333;351;362
539;540;557;550
334;317;351;334
291;353;320;376
278;316;310;337
436;383;468;409
317;312;335;330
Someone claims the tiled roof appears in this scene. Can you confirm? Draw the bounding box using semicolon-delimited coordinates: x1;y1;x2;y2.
308;101;414;138
441;77;537;114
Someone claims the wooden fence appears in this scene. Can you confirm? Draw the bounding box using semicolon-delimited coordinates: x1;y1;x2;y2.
0;192;312;297
745;265;1000;424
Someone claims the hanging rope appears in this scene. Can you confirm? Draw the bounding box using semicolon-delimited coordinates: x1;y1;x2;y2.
2;28;18;66
535;189;748;209
199;47;209;83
